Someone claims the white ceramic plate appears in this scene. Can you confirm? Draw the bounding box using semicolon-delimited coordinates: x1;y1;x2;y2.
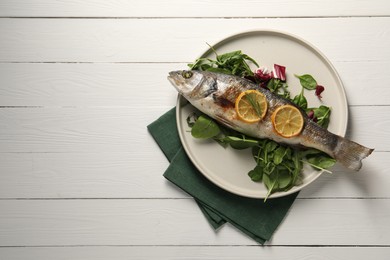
176;30;348;198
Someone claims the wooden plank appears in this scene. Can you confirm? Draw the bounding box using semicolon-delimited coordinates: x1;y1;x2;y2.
1;246;389;260
0;199;388;246
0;18;389;62
0;107;172;153
0;106;384;153
0;152;179;199
0;0;388;17
0;63;179;107
0;61;388;107
0;151;386;199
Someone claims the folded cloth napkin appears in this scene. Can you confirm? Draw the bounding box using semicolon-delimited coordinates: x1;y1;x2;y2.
147;107;298;244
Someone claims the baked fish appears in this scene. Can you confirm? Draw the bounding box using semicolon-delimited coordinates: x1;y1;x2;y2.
168;70;373;171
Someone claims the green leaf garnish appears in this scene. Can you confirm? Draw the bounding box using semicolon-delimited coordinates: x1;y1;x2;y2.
295;74;317;90
188;47;258;78
248;165;264;182
306;153;336;171
313;105;331;128
292;87;308;110
221;135;259;150
191;115;220;139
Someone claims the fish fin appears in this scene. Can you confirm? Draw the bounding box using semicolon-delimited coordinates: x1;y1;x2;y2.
334;137;374;171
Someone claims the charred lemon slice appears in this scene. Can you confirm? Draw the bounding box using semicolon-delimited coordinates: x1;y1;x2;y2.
235;90;267;123
271;104;304;137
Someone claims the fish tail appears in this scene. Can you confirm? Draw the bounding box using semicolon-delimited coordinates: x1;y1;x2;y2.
334;137;374;171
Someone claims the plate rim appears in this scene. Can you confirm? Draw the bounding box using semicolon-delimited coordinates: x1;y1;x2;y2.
175;29;348;199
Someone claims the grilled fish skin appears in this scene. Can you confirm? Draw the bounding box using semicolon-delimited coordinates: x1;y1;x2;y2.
168;70;373;171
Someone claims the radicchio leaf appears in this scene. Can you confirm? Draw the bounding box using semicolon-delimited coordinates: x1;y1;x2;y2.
273;64;286;81
315;85;325;99
254;67;273;82
307;110;318;123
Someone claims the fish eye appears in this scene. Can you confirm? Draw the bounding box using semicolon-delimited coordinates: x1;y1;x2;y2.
182;71;193;79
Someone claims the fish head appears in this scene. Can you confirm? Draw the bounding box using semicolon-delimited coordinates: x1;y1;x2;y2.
168;70;217;100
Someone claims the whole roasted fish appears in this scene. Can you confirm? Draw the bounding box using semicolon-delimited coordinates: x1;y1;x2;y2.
168;70;373;171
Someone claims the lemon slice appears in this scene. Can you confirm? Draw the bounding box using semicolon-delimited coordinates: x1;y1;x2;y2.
235;90;268;123
271;104;304;137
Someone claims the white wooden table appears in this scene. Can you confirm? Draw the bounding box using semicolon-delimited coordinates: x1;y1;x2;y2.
0;1;389;259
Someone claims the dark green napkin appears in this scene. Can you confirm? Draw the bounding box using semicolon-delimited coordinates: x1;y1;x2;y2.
147;107;298;244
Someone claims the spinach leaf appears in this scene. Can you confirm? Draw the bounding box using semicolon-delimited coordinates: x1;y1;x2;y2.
307;153;336;170
299;148;322;157
248;165;264;182
187;58;215;71
205;67;232;75
263;174;277;199
295;74;317;90
313;105;331;128
188;48;258;78
191;115;220;139
273;146;288;165
292;88;308;110
266;78;291;99
277;169;293;190
221;135;259;150
291;151;303;185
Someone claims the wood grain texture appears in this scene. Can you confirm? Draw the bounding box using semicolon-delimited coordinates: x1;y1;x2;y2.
1;246;389;260
0;18;389;62
0;62;389;106
0;199;389;246
0;0;388;17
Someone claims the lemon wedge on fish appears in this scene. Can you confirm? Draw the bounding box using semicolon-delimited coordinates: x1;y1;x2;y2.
271;104;304;138
235;90;268;123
